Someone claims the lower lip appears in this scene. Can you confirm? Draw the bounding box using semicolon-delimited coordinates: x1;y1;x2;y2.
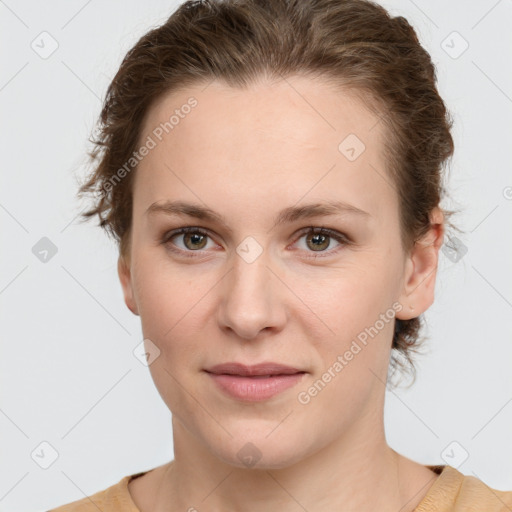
206;372;306;402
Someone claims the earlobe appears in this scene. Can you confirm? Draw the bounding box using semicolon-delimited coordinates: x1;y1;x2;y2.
117;255;139;316
396;207;445;320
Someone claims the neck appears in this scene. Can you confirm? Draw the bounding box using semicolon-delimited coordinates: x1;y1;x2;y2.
150;417;427;512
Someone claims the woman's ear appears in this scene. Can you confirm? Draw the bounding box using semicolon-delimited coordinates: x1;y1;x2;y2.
396;207;445;320
117;254;139;316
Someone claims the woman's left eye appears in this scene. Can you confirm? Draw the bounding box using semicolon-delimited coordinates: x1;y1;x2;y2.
160;226;350;258
292;227;350;257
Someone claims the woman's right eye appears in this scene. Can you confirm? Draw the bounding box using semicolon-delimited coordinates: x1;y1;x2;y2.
161;227;217;256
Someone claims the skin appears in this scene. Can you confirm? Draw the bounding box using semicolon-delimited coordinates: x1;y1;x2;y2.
118;75;445;512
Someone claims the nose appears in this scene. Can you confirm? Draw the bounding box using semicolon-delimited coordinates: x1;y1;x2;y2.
217;245;287;340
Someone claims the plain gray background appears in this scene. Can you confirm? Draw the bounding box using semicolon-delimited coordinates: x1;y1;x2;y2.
1;1;511;510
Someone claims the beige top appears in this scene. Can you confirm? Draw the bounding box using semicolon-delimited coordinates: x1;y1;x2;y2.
48;464;512;511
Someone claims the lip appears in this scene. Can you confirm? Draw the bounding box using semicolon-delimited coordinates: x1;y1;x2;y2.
204;362;306;402
206;362;303;376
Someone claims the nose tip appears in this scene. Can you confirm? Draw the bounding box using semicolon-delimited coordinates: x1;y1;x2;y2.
217;254;285;340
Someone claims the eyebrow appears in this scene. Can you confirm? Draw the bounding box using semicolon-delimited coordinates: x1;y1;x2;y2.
145;199;370;231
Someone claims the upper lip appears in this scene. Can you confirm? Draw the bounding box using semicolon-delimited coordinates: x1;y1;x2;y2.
205;362;305;376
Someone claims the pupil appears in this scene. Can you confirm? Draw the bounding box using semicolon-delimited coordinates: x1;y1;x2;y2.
187;232;206;249
309;233;328;251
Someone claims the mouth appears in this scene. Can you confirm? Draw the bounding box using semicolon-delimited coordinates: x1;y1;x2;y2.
205;361;305;376
204;362;307;401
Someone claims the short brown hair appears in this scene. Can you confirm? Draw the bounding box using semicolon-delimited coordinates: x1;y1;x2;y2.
77;0;460;386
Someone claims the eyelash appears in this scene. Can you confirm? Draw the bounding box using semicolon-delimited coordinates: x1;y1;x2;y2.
160;226;351;259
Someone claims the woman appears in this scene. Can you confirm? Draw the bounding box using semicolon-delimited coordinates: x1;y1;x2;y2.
49;0;512;510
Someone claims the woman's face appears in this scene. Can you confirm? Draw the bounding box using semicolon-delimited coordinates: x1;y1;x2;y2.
118;76;440;469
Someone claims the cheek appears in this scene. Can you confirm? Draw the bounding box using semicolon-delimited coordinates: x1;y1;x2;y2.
293;274;396;431
130;253;220;378
292;260;387;328
131;252;207;332
292;258;398;368
133;261;210;414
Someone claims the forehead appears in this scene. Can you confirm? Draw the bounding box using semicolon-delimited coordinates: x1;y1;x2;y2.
133;76;396;223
